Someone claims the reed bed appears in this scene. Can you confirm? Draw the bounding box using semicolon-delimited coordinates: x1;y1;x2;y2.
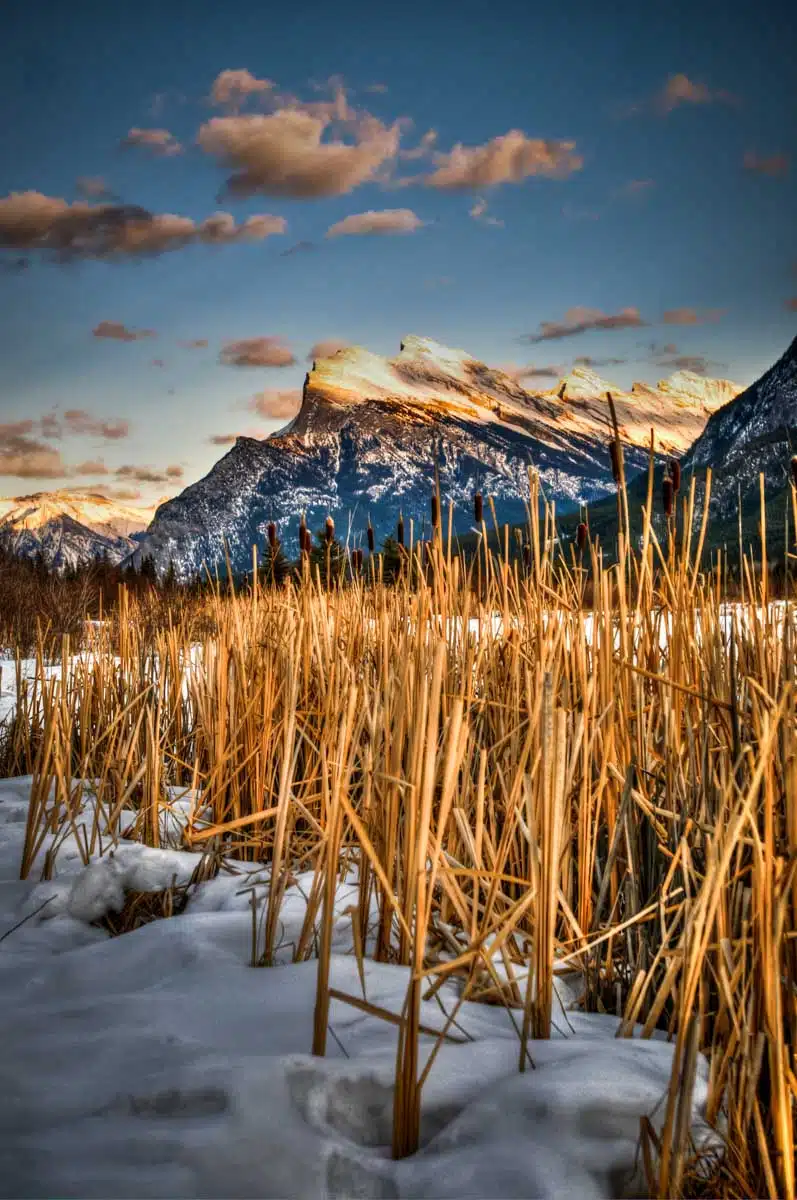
8;464;797;1199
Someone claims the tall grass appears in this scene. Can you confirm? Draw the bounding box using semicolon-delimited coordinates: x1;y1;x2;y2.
8;466;796;1198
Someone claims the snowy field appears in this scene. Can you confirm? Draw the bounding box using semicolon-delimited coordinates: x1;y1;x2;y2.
0;778;717;1199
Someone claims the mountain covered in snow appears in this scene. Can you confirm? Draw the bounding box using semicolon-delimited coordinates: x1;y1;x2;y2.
685;333;797;517
0;490;154;570
131;336;740;577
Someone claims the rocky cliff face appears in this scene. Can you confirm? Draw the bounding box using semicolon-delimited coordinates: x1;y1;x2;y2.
684;334;797;516
0;491;153;570
131;336;740;577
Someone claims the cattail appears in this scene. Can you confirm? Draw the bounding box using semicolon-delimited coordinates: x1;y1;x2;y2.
474;491;483;524
431;492;439;529
609;441;623;485
670;458;681;493
791;456;797;489
522;544;531;570
397;513;405;547
663;476;674;518
367;522;375;553
351;548;362;571
267;521;277;550
576;522;588;553
299;517;309;555
325;515;334;544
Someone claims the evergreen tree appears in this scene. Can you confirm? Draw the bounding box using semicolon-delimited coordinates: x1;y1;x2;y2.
260;539;290;587
379;535;404;585
309;527;347;587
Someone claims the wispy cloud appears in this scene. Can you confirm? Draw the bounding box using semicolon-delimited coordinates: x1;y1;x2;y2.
76;177;111;199
121;127;183;156
93;321;156;342
469;197;504;227
662;307;725;325
0;424;66;478
574;355;627;368
209;69;274;111
59;410;130;440
220;337;295;367
521;306;647;343
280;240;315;256
655;74;736;115
425;131;582;189
0;193;285;262
743;151;790;177
247;389;302;419
177;338;209;349
208;433;239;446
116;463;184;484
326;208;423;237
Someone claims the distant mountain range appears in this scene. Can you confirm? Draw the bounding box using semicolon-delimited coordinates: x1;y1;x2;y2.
0;491;153;571
685;333;797;517
129;336;741;577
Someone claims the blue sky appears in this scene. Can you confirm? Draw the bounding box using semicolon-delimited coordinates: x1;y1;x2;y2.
1;0;794;506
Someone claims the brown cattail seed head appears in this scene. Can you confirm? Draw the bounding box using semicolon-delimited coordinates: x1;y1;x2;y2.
325;516;334;544
670;458;681;493
474;491;483;524
397;514;405;547
267;521;277;549
576;522;588;553
791;456;797;489
663;477;674;518
522;544;531;569
609;441;623;485
367;523;375;553
431;493;439;528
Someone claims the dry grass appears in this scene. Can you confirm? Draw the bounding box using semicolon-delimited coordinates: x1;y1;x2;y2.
7;460;797;1199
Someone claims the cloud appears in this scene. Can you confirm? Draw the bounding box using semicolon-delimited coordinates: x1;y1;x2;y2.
618;179;654;198
424;131;582;190
62;410;130;440
655;74;735;114
151;358;166;368
743;151;789;177
469;197;504;227
506;363;565;381
93;320;156;342
280;239;315;256
74;459;109;476
0;426;66;478
655;354;714;375
574;355;627;368
209;434;239;446
121;127;183;156
308;340;350;361
648;342;679;357
209;69;274;110
326;208;423;237
364;83;388;94
177;338;209;349
400;130;438;161
220;336;295;367
786;297;797;312
522;306;648;343
662;307;724;325
76;177;111;199
0;193;286;262
197;90;402;198
247;389;302;419
116;464;184;484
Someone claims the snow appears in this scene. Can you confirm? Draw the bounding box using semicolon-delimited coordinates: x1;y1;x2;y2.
0;774;718;1198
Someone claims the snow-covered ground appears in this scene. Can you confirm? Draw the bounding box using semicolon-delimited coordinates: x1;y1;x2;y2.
0;776;717;1199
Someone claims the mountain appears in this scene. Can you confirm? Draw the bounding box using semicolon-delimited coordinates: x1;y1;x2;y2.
684;333;797;518
131;336;740;577
0;490;154;570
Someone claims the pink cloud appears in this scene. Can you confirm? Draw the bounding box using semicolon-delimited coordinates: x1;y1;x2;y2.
220;337;296;367
326;208;423;237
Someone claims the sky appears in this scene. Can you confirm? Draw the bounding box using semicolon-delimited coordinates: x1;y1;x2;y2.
0;0;795;508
